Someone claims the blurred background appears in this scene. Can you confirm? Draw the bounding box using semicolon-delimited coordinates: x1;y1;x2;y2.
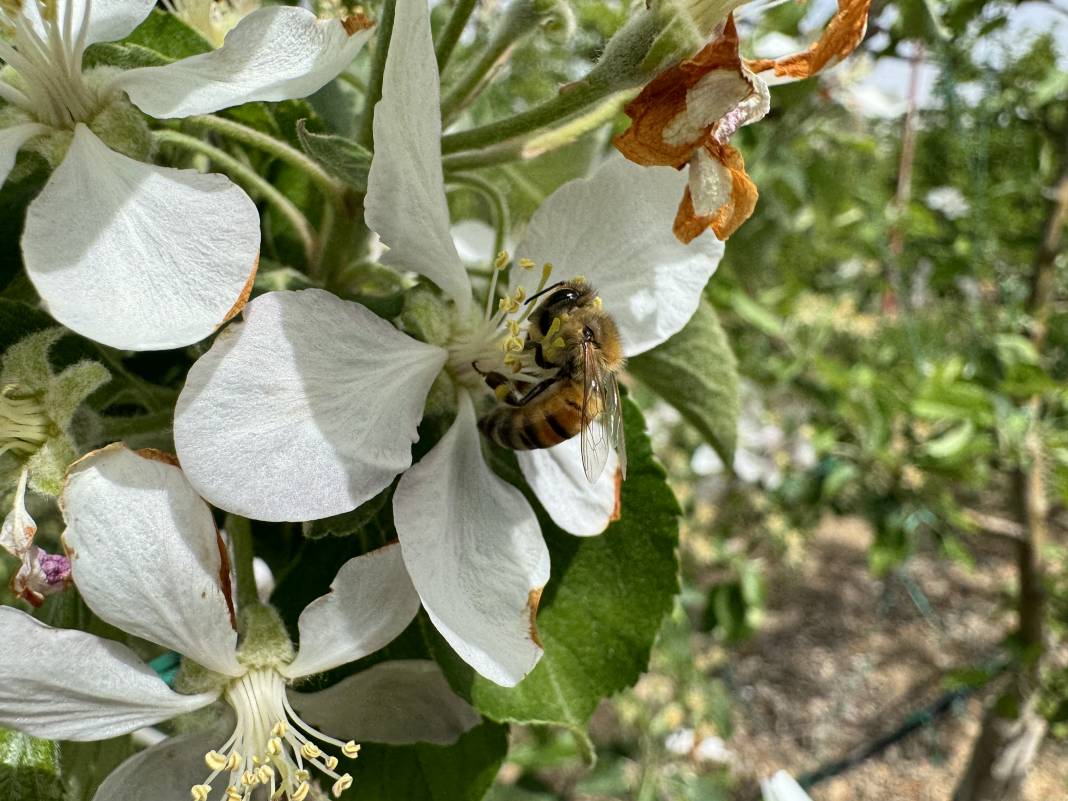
440;0;1068;798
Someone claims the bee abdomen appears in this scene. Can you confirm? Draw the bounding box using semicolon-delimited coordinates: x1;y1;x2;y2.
478;400;582;451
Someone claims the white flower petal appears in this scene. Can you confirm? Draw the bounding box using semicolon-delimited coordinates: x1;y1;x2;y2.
518;438;618;537
62;444;242;677
114;7;371;118
282;544;421;679
0;607;217;741
174;290;446;522
290;660;479;746
514;158;723;357
365;0;471;313
0;122;49;189
761;771;813;801
22;125;258;351
394;392;549;686
19;0;154;48
93;717;234;801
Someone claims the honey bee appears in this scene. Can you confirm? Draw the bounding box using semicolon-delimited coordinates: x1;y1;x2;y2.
477;279;627;482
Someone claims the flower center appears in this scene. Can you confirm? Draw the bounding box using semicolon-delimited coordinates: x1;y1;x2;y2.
447;253;564;393
0;384;50;459
192;668;359;801
161;0;260;49
0;0;101;129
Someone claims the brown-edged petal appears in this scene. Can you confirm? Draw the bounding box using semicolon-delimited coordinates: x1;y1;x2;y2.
673;142;758;242
747;0;872;81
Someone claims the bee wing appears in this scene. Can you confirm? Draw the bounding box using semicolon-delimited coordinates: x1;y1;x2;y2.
602;369;627;480
580;342;613;483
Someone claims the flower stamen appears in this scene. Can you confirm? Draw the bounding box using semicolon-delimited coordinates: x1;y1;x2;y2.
193;669;362;801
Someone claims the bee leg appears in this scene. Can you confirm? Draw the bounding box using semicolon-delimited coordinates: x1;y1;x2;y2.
511;377;557;407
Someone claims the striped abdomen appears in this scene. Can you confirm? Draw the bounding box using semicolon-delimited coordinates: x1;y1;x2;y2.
478;380;585;451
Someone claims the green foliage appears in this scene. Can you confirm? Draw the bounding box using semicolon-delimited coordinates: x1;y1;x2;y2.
0;730;62;801
461;400;680;744
296;121;373;192
347;722;509;801
630;298;739;464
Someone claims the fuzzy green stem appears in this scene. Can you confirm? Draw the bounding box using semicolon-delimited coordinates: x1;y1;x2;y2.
154;129;319;266
98;410;174;440
442;77;612;154
356;0;397;149
227;515;259;611
435;0;478;72
440;0;542;124
185;115;346;200
446;172;509;257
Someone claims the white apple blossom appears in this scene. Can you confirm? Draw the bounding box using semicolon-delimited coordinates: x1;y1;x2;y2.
0;0;372;350
172;0;722;688
761;771;813;801
0;445;478;801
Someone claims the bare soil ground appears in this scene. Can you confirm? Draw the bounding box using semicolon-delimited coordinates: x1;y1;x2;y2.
726;516;1068;800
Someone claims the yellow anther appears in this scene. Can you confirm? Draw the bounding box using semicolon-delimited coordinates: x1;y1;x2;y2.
225;787;243;801
205;750;228;771
295;770;311;782
518;258;536;270
342;742;361;758
241;770;257;787
324;755;339;771
494;384;510;402
504;336;524;353
251;755;262;766
513;286;527;304
191;785;212;801
506;319;521;336
226;752;243;771
333;774;354;797
257;765;275;784
271;721;287;737
267;737;283;756
494;251;510;270
300;742;322;760
292;781;311;801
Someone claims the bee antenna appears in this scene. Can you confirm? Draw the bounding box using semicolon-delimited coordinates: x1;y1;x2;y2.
524;281;566;306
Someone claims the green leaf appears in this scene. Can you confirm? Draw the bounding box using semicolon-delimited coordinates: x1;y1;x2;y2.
0;729;62;801
458;399;681;741
296;121;372;192
922;421;975;461
82;9;210;69
629;299;739;463
302;487;393;540
346;721;508;801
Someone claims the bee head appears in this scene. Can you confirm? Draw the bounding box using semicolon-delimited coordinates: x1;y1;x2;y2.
531;279;597;336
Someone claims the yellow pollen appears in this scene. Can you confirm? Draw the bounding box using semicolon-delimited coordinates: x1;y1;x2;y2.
292;782;311;801
494;250;510;270
205;750;228;771
267;737;283;756
191;785;212;801
342;742;361;758
241;770;257;787
552;336;566;351
494;384;510;401
300;742;322;760
592;296;603;309
333;775;354;797
518;258;536;270
545;317;562;339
